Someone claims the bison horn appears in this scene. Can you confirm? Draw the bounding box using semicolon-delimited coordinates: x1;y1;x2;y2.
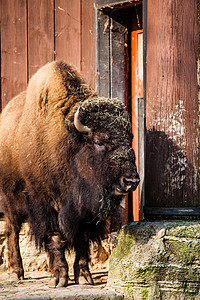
74;107;91;134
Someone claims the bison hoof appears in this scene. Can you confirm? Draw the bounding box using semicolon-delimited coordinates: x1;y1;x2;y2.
57;277;68;287
49;276;68;288
9;272;24;281
78;275;94;285
48;277;57;288
75;270;94;285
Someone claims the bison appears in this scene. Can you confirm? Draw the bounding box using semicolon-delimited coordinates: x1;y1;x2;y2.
0;61;139;287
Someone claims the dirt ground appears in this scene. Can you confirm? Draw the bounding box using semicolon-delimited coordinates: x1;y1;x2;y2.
0;270;110;300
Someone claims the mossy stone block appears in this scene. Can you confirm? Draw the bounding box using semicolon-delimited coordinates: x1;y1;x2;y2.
108;221;200;299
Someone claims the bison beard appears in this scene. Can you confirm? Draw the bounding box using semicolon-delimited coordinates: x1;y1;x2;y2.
0;61;139;287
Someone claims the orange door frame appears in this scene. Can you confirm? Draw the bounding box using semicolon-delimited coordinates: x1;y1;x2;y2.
131;29;143;221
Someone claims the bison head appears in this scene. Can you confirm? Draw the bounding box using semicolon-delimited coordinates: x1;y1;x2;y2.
73;98;140;195
59;97;139;237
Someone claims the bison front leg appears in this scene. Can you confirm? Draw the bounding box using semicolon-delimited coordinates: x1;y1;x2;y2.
47;233;68;288
5;217;24;280
74;240;93;285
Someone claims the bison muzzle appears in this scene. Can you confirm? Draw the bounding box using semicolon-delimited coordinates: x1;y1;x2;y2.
0;61;139;287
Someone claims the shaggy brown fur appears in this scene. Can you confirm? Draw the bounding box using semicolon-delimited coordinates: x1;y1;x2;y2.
0;61;139;287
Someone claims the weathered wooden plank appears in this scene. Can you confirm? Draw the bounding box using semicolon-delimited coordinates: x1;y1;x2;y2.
1;0;27;108
95;11;110;97
55;0;81;70
197;0;200;203
110;18;126;102
138;98;145;219
0;0;2;111
81;0;95;88
27;0;54;79
145;0;197;208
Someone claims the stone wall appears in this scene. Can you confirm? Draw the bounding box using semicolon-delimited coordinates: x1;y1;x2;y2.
0;220;110;277
108;221;200;299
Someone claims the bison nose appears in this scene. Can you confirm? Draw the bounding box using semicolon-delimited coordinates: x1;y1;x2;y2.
120;176;140;192
122;177;140;190
115;174;140;196
115;175;140;196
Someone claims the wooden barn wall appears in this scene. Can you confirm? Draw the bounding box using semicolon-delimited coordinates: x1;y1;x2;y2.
145;0;198;208
0;0;95;110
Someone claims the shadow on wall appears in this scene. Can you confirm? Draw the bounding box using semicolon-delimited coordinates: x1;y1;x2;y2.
145;130;197;208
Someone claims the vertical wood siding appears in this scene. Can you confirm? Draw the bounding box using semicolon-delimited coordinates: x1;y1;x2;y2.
1;0;27;108
0;0;95;109
28;0;55;78
81;0;95;87
145;0;198;208
55;0;81;68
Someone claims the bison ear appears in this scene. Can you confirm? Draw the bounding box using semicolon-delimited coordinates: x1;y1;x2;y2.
38;88;48;116
64;118;80;139
64;119;72;132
